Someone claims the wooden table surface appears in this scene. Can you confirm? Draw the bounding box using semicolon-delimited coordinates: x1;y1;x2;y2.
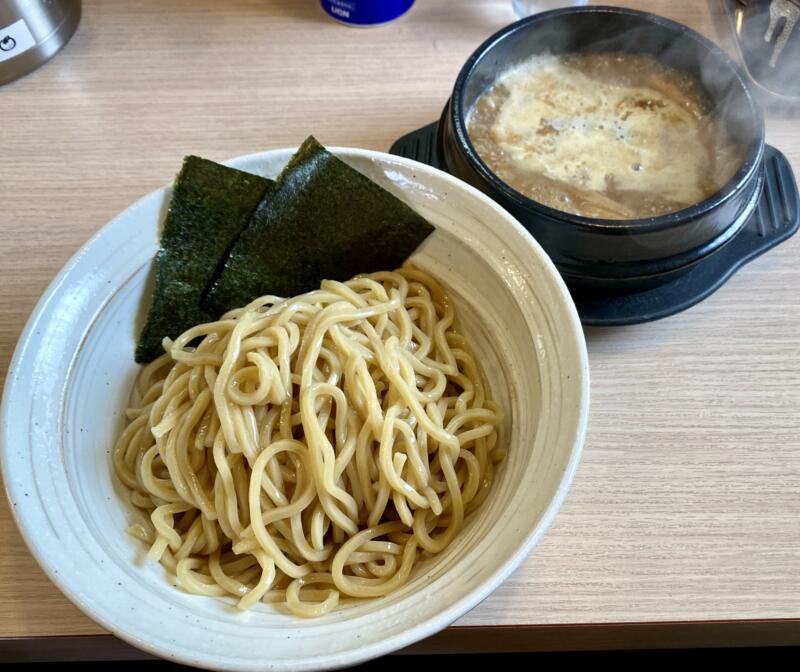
2;0;799;659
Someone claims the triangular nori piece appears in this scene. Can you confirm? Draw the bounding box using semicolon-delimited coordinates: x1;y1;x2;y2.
135;156;273;363
203;136;435;315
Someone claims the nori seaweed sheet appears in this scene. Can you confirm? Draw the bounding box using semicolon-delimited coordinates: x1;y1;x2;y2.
135;156;272;363
203;136;434;315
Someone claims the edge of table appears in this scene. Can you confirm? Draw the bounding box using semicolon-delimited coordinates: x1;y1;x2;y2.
2;619;800;662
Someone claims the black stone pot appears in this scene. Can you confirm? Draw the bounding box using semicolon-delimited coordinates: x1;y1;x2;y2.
437;6;766;294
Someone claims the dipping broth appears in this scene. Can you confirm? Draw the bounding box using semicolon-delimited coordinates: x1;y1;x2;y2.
467;53;743;220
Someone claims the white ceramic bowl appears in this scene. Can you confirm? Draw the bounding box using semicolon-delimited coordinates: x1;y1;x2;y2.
0;148;589;671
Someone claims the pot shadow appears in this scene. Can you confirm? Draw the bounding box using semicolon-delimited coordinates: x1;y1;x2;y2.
580;305;711;353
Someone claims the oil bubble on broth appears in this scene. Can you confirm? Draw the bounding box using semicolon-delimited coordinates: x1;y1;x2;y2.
466;53;742;220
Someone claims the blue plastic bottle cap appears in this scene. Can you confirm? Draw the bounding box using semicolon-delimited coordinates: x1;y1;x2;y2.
320;0;415;26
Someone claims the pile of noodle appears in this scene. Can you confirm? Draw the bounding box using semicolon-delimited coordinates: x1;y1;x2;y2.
114;266;503;617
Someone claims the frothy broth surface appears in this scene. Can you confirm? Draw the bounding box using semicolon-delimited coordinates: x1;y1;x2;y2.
467;53;742;219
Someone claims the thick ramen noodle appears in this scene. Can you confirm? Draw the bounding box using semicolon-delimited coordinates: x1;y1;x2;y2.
467;53;742;219
114;267;504;617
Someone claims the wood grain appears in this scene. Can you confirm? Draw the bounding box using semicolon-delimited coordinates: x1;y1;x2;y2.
1;0;799;641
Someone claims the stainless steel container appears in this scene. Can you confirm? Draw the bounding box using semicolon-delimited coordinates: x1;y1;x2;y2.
0;0;80;85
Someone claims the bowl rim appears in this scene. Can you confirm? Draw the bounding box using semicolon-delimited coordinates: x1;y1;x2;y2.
0;147;590;671
449;5;766;233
